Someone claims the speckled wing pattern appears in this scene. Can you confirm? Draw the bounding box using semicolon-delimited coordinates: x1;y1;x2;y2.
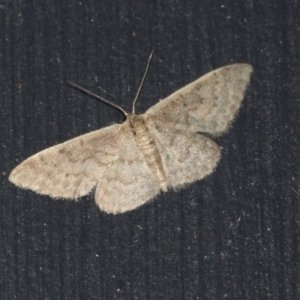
147;118;221;188
142;63;252;191
9;124;122;198
95;127;160;213
146;64;252;135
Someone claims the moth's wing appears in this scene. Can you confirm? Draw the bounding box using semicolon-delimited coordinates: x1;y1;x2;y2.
148;119;221;187
9;124;122;199
146;64;252;135
95;127;161;214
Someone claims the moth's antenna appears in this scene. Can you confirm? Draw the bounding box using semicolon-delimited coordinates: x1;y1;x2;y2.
67;81;128;116
132;50;154;114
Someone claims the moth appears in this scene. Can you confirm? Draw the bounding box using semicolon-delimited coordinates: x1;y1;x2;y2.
9;56;252;214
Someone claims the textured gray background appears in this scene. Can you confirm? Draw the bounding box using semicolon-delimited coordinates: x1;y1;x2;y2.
1;0;300;299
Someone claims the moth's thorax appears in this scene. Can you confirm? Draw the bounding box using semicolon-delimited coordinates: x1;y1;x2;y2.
126;113;148;135
126;113;168;192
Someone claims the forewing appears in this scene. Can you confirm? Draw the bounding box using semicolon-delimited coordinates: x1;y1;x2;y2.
9;124;122;199
95;127;160;214
148;119;221;187
146;64;252;135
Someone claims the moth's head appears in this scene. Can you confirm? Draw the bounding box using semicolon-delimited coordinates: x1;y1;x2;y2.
126;113;147;134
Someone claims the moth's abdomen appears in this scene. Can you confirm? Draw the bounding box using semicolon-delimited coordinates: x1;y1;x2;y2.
128;114;168;191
